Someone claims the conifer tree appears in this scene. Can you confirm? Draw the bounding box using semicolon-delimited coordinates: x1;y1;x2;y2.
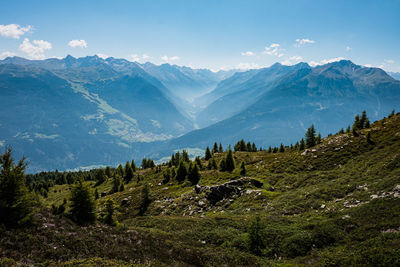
0;148;36;227
240;161;246;176
95;188;99;200
141;158;147;169
219;143;223;153
205;146;212;160
104;198;117;226
117;164;124;177
131;160;137;172
188;163;201;185
279;143;285;152
346;125;351;133
139;184;150;216
247;142;252;152
305;125;316;148
219;158;226;171
69;178;96;225
182;150;190;162
316;132;322;144
105;166;112;178
176;161;188;182
251;142;257;152
124;165;134;183
268;146;272;153
339;128;344;134
212;142;219;154
195;156;202;170
299;138;305;150
248;216;265;256
224;149;235;172
95;169;106;186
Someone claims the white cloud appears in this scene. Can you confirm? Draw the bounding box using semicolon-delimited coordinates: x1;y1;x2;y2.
241;51;255;56
346;46;351;51
161;55;180;62
0;51;16;59
130;53;150;62
19;38;52;59
384;59;394;64
262;43;284;57
0;24;32;39
68;39;87;48
281;56;303;65
96;53;109;59
364;64;372;68
237;62;262;70
295;38;315;47
309;57;346;67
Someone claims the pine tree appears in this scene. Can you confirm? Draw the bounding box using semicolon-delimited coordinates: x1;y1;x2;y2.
104;198;117;226
246;141;252;152
219;158;226;171
124;165;134;183
346;125;351;133
251;143;257;152
139;184;150;216
105;166;112;178
316;132;322;144
279;143;285;152
305;125;316;148
69;178;96;225
268;146;272;153
0;148;37;227
212;142;219;154
117;164;124;177
205;146;212;160
131;160;137;172
195;156;202;170
219;143;223;153
240;161;246;176
182;150;190;162
95;169;106;186
141;158;147;169
299;138;305;150
188;163;201;185
248;216;265;256
224;149;235;172
176;161;187;182
112;174;121;193
339;128;344;134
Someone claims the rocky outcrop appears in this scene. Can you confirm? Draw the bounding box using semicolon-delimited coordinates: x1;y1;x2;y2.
194;177;264;205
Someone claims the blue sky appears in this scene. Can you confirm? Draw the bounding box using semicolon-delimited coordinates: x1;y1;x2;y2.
0;0;399;71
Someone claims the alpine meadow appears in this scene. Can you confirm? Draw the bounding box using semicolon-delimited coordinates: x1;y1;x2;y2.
1;0;400;266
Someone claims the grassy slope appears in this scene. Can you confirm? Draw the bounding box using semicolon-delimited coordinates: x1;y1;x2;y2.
1;114;400;266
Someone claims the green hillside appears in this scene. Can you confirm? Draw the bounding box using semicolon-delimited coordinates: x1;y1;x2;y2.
1;112;400;266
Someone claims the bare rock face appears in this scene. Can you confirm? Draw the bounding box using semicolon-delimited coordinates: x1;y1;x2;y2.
194;177;264;205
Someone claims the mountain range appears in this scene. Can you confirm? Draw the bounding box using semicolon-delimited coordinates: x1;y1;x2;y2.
0;55;399;172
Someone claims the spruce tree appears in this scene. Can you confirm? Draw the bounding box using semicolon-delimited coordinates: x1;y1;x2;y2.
305;125;316;148
299;138;305;150
117;164;124;177
219;158;226;171
182;150;190;162
224;149;235;172
279;143;285;152
176;161;188;182
188;163;201;185
248;216;265;256
131;160;137;172
316;132;322;144
212;142;219;154
104;198;117;226
124;166;134;183
69;178;96;225
95;169;106;186
205;146;212;160
268;146;272;153
141;158;147;169
0;148;36;227
139;184;150;216
240;161;246;176
105;166;112;178
195;156;202;170
251;143;257;152
218;143;223;153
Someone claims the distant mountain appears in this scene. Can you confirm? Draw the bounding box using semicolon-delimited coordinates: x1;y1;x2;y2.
388;72;400;80
154;60;400;156
195;63;311;127
140;62;235;101
0;57;194;171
